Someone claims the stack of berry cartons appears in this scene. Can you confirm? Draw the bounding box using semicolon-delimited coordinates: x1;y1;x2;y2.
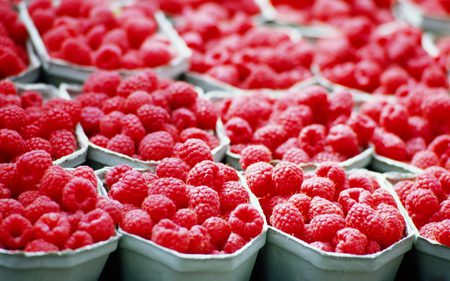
96;160;267;281
207;85;374;170
60;70;229;169
0;2;40;83
315;23;449;102
0;79;88;167
165;3;316;93
19;0;191;84
359;87;450;173
396;0;450;34
264;0;394;38
0;155;121;281
244;161;414;281
387;167;450;280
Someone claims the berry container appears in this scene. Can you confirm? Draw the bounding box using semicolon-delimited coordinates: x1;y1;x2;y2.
206;90;374;171
10;42;41;83
370;153;423;174
95;167;268;281
60;84;230;170
17;83;89;168
19;2;191;85
255;170;415;281
0;169;121;281
395;0;450;35
385;173;450;281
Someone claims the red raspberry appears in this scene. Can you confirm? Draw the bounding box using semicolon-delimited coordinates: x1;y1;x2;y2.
142;194;176;223
121;209;153;240
315;163;346;192
411;151;440;169
188;189;220;223
156;158;190;182
0;183;10;199
164;81;197;109
239;145;272;170
62;177;97;213
45;98;81;126
311;241;334;252
435;220;450;247
405;188;439;217
78;209;115;242
33;212;71;248
80;107;104;136
223;232;247;253
151;219;190;253
24;195;59;223
179;128;218;149
106;134;135;157
219;181;249;214
271;162;303;196
282;147;310;165
174;139;213;167
16;150;52;188
298;124;326;157
252;125;286;153
71;166;96;186
203;217;231;248
310;214;346;242
61;38;92;66
0;163;18;193
287;193;311;220
217;163;239;182
275;138;300;159
346;203;386;243
77;92;109;109
379;104;410;138
242;64;277;89
186;160;224;191
125;17;156;48
25;239;59;252
333;227;368;255
422;94;450;125
90;135;109;147
171;108;196;131
419;222;438;240
0;214;33;249
140;42;172;68
121;114;146;143
0;198;24;219
348;174;375;193
405;137;427;157
109;170;148;206
224;117;253;145
0;105;26;131
64;230;94;250
0;79;17;95
276;106;311;138
347;113;376;147
124;91;152;113
49;129;77;159
338;188;374;215
244;162;274;197
372;129;408;161
225;97;271;130
229;204;263;240
428;135;450;157
309;196;344;221
192;98;218;130
83;71;121;97
102;96;126;114
99;111;123;138
187;225;213;254
138;131;174;161
328;90;353;119
312;151;345;163
41;107;74;137
25;137;52;155
93;44;122;70
394;180;415;203
43;25;71;52
96;197;123;225
372;189;397;207
116;72;158;98
17;191;39;208
270;203;305;238
172;208;197;229
377;210;404;248
105;165;132;187
326;124;360;157
301;177;335;201
0;129;26;161
148;177;187;208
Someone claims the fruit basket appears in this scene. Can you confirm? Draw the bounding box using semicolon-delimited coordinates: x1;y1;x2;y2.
206;88;374;171
247;165;414;281
386;168;450;281
19;1;191;84
1;81;88;168
395;0;450;35
60;73;229;169
96;164;267;281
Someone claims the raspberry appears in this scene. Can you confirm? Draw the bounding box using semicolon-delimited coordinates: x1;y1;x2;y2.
312;151;345;163
244;162;274;197
151;219;190;253
25;239;59;252
125;17;156;48
276;107;310;138
192;98;218;130
171;108;197;131
380;104;410;138
117;73;158;98
348;174;375;193
120;114;146;143
239;145;272;170
309;196;344;221
0;129;26;161
148;177;187;209
338;188;374;215
71;166;96;186
156;158;190;182
49;130;77;159
121;209;153;239
140;42;172;68
298;125;326;157
78;209;115;242
65;231;94;250
0;214;33;250
77;92;109;109
61;38;92;66
41;107;74;136
270;203;305;238
24;195;59;223
101;97;125;114
88;136;107;149
311;241;334;252
372;129;407;161
301;177;335;201
223;232;247;253
105;165;132;187
93;44;122;70
328;90;353;119
428;135;450;157
0;105;26;131
83;71;121;97
162;81;196;110
99;111;123;138
253;125;287;154
347;113;377;147
109;170;148;206
123;90;151;113
372;189;397;208
106;134;135;157
242;64;277;89
33;212;71;248
310;214;346;242
0;79;16;95
405;137;427;157
346;203;386;243
179;128;218;149
405;188;439;217
419;222;438;240
224;117;252;144
333;228;368;255
138;131;175;161
435;220;450;247
411;151;440;169
187;160;224;191
217;163;239;182
286;193;310;220
0;198;23;220
377;210;404;247
326;124;360;157
62;177;97;213
229;204;263;240
275;138;300;159
45;98;81;125
421;94;450;125
24;137;52;155
0;183;10;199
174;139;213;167
80;107;104;136
96;197;123;225
225;97;271;129
142;194;176;223
315;163;346;192
16;150;52;188
282;148;310;165
187;225;213;254
271;162;304;196
218;181;249;214
172;208;197;229
202;217;231;248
